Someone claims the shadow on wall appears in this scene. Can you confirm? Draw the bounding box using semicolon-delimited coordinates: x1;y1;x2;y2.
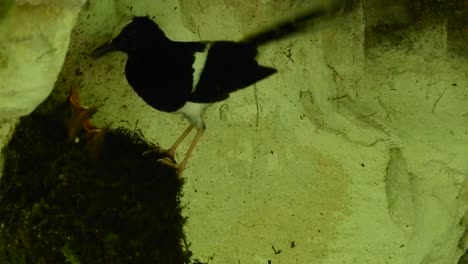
364;0;468;56
0;0;13;20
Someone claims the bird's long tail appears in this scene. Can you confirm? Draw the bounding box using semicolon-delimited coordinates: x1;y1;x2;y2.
242;0;354;47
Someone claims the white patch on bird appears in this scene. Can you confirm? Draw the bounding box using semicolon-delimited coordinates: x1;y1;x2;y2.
176;101;212;129
192;43;211;92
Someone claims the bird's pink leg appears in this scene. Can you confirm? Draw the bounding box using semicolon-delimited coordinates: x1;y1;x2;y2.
176;127;204;172
143;124;194;158
166;124;195;158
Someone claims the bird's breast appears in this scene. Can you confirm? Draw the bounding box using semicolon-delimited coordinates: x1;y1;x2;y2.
124;56;194;113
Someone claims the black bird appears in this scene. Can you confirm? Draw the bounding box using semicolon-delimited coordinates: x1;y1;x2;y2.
91;1;347;172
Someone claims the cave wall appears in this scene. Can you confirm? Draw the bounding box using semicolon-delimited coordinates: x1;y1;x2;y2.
1;0;467;263
0;0;86;156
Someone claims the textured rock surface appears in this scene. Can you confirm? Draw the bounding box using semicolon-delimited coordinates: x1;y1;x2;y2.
0;0;85;119
0;0;85;155
51;0;467;263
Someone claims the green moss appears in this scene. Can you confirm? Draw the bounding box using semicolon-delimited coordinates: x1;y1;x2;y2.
0;105;192;263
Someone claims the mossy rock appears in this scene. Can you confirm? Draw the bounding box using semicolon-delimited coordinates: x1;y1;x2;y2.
0;108;192;264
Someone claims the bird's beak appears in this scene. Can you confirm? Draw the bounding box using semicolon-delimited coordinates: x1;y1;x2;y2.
90;41;116;59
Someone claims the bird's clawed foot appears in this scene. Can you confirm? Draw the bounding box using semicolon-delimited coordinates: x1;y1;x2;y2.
143;145;186;172
156;156;186;174
142;124;203;174
142;145;175;160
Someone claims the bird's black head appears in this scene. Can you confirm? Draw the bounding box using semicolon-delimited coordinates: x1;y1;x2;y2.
91;16;169;58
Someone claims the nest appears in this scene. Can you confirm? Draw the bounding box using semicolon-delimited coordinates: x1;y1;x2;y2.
0;94;192;263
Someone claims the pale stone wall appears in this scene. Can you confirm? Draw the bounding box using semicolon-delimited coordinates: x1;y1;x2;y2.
0;0;86;151
5;0;466;263
175;1;468;263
